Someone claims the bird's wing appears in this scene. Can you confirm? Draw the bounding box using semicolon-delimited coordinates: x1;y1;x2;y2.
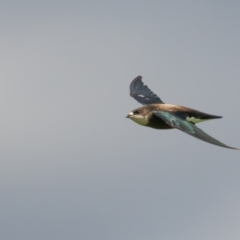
154;111;238;150
130;76;164;105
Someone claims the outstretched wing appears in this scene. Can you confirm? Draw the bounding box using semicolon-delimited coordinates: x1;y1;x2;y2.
130;76;164;105
154;111;238;150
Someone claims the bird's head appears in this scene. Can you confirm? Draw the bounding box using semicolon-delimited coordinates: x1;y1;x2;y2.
126;106;149;126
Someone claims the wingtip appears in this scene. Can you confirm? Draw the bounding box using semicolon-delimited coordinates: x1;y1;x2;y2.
133;75;142;81
221;145;239;150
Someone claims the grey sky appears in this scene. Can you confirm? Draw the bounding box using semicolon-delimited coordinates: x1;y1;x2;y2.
0;1;240;240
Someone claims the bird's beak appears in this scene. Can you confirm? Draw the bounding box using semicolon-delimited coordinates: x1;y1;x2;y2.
126;112;133;118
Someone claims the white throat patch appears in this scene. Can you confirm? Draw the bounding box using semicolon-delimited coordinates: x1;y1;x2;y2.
129;113;149;126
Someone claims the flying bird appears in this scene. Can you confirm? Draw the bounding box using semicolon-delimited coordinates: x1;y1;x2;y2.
126;76;238;150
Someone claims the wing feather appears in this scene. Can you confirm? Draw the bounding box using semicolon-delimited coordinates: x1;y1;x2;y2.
154;111;238;150
130;76;164;105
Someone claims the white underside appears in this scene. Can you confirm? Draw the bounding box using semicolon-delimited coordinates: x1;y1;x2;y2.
186;116;209;124
130;115;149;126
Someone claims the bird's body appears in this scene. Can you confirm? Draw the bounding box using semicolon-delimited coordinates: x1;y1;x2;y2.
129;104;222;129
126;76;238;150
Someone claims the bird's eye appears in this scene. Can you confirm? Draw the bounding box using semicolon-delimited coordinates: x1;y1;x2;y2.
134;110;140;115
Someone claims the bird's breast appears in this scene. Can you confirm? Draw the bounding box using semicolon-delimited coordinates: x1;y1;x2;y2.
130;116;149;126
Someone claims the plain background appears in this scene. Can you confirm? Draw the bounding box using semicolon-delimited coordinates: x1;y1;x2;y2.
0;1;240;240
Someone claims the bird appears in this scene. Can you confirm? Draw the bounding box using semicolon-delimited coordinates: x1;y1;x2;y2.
126;76;238;150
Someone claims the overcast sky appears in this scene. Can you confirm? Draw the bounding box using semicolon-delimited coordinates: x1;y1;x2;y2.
0;1;240;240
